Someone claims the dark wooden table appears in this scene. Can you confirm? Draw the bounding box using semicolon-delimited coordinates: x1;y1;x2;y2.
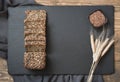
0;0;120;82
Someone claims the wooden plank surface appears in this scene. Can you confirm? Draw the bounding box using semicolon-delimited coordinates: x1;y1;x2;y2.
0;0;120;82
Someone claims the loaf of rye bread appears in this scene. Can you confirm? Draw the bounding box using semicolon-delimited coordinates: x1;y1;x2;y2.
24;10;46;70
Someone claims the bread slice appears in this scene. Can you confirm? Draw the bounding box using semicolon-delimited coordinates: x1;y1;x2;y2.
25;45;45;52
24;34;46;41
24;21;46;29
24;29;45;36
24;52;46;70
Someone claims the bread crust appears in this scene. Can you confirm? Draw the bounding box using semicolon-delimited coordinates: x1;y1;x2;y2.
24;10;46;70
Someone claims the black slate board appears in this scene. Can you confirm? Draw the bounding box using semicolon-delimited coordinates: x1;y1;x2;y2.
8;6;114;75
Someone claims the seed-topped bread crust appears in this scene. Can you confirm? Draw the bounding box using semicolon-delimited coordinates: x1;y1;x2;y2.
24;10;46;70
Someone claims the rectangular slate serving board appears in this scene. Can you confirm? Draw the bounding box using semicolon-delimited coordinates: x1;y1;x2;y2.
8;6;114;75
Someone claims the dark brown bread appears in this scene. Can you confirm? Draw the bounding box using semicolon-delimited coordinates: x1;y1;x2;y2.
89;10;107;28
24;10;46;70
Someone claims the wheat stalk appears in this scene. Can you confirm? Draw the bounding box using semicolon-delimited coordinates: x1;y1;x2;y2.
87;27;114;82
